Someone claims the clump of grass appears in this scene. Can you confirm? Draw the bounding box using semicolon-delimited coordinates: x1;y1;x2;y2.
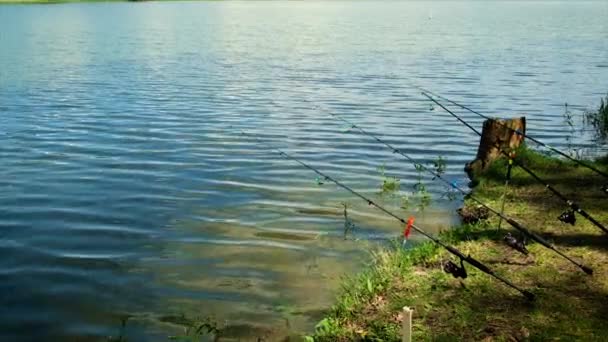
378;155;452;214
585;93;608;141
378;164;401;195
312;238;442;342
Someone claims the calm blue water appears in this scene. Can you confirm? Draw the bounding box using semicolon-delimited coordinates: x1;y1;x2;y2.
1;1;607;340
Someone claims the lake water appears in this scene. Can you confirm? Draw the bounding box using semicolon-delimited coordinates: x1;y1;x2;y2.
1;1;607;340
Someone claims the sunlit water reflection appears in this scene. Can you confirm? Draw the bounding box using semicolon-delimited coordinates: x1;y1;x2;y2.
1;1;607;340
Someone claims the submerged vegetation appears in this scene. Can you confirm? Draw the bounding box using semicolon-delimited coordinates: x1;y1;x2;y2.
378;156;449;214
585;93;608;141
311;147;608;341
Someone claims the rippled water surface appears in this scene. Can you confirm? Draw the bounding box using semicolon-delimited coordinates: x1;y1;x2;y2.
1;1;607;340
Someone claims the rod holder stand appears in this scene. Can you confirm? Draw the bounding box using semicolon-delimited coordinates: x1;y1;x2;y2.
401;306;413;342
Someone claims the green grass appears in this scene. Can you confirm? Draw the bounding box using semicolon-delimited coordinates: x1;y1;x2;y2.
310;147;608;341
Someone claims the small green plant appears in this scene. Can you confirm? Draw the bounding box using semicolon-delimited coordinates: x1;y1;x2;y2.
314;317;342;337
563;102;574;129
431;156;447;179
413;163;432;212
377;156;451;213
378;163;401;195
418;190;432;212
365;276;374;294
400;194;411;210
342;202;356;239
584;93;608;141
563;102;580;156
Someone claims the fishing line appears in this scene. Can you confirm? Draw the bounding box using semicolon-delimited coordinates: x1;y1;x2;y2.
239;130;535;300
417;87;608;181
329;114;593;275
424;93;608;236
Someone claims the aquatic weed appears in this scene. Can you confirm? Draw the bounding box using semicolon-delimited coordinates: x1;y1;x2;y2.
584;93;608;141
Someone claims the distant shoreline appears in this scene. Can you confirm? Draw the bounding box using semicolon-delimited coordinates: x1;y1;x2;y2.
0;0;127;3
0;0;220;4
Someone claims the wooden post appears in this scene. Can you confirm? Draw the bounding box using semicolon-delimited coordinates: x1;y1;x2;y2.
465;117;526;180
401;306;413;342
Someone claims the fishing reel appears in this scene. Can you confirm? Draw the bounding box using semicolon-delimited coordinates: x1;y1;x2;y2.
443;259;467;279
504;233;529;256
558;210;576;225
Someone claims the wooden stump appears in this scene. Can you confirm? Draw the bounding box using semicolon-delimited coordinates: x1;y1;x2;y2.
457;204;490;224
465;117;526;179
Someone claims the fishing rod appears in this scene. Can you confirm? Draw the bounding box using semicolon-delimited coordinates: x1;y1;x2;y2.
239;130;535;300
423;93;608;236
417;87;608;181
329;114;593;275
497;155;529;254
517;161;608;234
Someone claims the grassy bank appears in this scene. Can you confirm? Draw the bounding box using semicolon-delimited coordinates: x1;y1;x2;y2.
311;147;608;341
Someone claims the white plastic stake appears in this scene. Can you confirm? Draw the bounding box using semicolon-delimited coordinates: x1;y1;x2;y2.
402;306;413;342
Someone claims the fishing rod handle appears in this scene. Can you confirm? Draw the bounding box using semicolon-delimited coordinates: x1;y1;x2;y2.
506;218;594;275
576;209;608;235
506;218;556;250
463;255;493;275
521;290;536;301
509;152;607;235
444;244;466;260
405;221;535;299
580;265;594;275
463;255;535;301
415;225;534;300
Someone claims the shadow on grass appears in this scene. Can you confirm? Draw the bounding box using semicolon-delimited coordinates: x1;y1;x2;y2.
451;222;608;260
541;232;608;251
419;270;608;341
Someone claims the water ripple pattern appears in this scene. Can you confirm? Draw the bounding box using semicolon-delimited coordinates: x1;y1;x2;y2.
1;1;607;340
